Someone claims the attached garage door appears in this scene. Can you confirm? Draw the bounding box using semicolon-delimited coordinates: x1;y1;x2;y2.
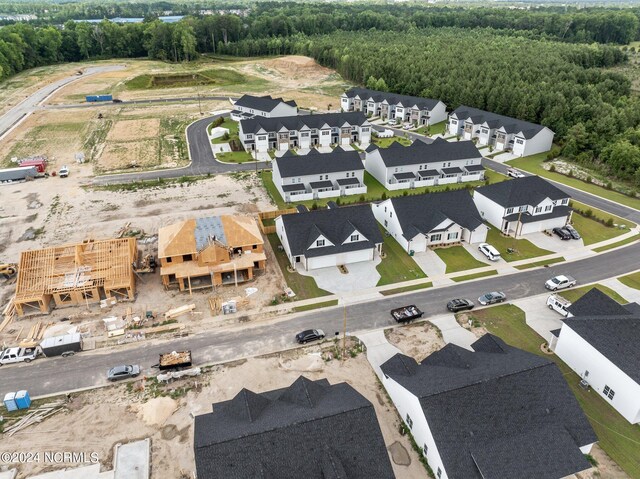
306;249;374;270
520;217;567;235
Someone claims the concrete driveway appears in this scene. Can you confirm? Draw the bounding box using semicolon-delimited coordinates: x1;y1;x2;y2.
412;250;452;285
525;232;584;254
356;329;402;379
296;257;382;294
599;278;640;303
491;152;518;163
429;314;476;351
512;295;563;342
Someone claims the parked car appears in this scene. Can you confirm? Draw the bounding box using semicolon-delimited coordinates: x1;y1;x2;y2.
107;364;140;381
112;98;123;103
552;227;572;240
507;168;526;178
478;291;506;306
545;275;577;291
403;123;413;130
0;347;38;365
478;243;501;262
58;165;69;178
547;294;571;317
564;224;581;240
295;329;325;344
447;298;474;313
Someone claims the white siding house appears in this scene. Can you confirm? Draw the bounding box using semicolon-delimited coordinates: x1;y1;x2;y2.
372;190;488;253
272;148;367;202
341;87;447;125
473;175;571;236
231;94;298;120
365;138;484;191
447;105;554;157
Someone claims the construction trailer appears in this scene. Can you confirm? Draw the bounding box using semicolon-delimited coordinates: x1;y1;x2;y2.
0;166;37;184
157;215;266;294
12;238;138;317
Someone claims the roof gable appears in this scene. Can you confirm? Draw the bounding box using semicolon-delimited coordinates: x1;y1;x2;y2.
376;138;481;168
475;176;569;208
241;112;367;134
451;105;551;139
344;87;442;111
235;94;297;113
566;288;631;317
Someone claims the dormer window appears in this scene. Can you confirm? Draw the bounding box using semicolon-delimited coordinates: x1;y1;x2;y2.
316;239;325;247
350;234;359;242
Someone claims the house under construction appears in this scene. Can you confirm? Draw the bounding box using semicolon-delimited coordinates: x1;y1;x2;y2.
13;238;137;317
158;215;266;293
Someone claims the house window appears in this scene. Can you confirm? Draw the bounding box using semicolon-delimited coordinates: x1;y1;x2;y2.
390;212;393;218
423;444;428;456
319;176;323;180
350;234;360;242
325;175;328;180
405;413;413;429
258;135;266;141
182;254;193;261
545;205;552;212
561;198;569;205
252;244;257;250
447;232;458;240
430;234;442;242
384;220;388;227
519;206;527;212
603;385;615;400
384;206;387;213
447;162;451;167
516;139;524;145
316;239;325;247
481;128;488;134
166;257;172;263
246;134;253;140
437;467;442;478
451;120;457;125
301;132;309;137
322;130;330;135
506;208;514;214
535;206;542;213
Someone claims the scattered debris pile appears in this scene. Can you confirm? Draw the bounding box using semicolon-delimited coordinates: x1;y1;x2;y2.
4;400;66;437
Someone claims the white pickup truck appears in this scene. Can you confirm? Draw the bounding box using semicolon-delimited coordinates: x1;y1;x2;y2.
0;347;38;365
545;275;577;291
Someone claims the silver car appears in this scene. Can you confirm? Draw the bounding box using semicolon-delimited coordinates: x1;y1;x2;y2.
107;364;141;381
478;291;506;306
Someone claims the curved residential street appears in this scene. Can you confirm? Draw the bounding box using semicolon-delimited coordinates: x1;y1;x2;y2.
1;240;639;398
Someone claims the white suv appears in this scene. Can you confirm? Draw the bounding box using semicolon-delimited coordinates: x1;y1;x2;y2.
58;165;69;178
478;243;501;261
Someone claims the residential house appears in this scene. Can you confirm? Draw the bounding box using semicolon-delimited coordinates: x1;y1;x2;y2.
239;112;371;153
372;190;488;252
275;203;383;270
550;288;640;423
380;334;597;479
230;94;298;120
272;148;366;202
158;215;266;292
473;175;571;236
341;87;447;125
365;138;484;190
194;376;396;478
447;105;554;156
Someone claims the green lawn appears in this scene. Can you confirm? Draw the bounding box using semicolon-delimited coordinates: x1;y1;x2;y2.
372;136;411;148
434;246;486;273
558;284;627;305
507;152;640;211
380;282;433;296
210;118;239;144
377;228;426;286
451;270;497;282
485;226;552;262
463;304;640;478
618;271;640;291
266;234;332;300
571;213;629;246
592;233;640;253
292;299;339;312
216;150;254;163
414;120;446;136
514;257;565;270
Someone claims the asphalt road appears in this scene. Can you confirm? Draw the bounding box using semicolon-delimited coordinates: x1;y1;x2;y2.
0;65;125;140
42;95;233;110
3;240;639;398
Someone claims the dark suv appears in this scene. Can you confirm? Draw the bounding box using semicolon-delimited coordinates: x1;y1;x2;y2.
295;329;325;344
552;227;572;240
447;298;474;313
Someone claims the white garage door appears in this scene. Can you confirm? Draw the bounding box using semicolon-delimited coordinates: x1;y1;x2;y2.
307;249;374;270
521;217;567;235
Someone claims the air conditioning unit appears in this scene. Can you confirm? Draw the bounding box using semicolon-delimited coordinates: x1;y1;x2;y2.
579;379;590;390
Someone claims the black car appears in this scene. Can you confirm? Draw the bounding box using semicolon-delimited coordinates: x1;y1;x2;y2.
552;227;572;240
295;329;325;344
564;224;581;240
447;298;474;313
112;98;123;103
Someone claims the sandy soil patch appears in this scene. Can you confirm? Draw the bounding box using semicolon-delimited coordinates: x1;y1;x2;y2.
133;397;179;426
455;312;489;339
107;118;160;142
262;55;335;80
99;138;160;170
385;322;446;361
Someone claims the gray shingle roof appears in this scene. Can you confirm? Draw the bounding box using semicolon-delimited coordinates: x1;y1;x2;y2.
465;164;485;172
374;138;481;168
274;150;363;178
442;167;463;174
381;334;596;479
241;112;368;134
389;190;485;241
566;288;631;317
451;105;551;139
475;176;569;208
194;376;395;479
344;87;442;111
235;94;297;112
282;183;306;192
279;204;382;258
393;172;416;180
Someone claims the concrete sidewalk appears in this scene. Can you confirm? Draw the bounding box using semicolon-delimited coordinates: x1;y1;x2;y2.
599;277;640;303
356;329;402;379
429;314;476;351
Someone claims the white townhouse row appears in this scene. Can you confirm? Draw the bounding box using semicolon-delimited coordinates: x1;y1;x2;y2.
230;94;298;120
341;87;447;126
239;112;371;153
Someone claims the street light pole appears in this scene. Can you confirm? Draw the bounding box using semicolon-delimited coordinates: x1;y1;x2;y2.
342;303;347;360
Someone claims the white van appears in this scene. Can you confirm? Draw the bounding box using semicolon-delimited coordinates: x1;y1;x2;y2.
547;294;571;317
478;243;501;262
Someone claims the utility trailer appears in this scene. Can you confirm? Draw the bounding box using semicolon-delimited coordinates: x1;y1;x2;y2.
39;333;83;358
390;305;424;323
158;350;192;371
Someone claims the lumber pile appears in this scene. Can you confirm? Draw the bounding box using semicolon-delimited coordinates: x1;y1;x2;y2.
4;400;66;437
208;296;222;314
0;300;16;333
165;304;195;319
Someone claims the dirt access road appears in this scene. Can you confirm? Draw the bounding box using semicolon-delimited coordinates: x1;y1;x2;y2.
0;65;124;140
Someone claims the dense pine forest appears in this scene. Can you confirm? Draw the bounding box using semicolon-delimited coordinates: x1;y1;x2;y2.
0;2;639;186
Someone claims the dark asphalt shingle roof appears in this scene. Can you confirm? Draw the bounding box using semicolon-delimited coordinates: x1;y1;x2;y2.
418;169;440;177
241;112;368;134
235;94;297;112
344;87;442;111
451;105;550;139
337;177;361;186
442;167;463;174
393;172;416;180
282;183;306;192
309;180;334;189
475;175;568;208
279;204;383;258
503;205;571;223
465;164;485;172
566;288;631;317
274;150;363;178
374;138;481;168
381;334;596;479
388;190;485;241
194;377;395;479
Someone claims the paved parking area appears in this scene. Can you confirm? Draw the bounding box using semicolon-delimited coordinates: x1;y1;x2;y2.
512;295;563;342
316;146;333;153
356;329;403;379
296;257;382;294
411;251;452;285
429;314;476;351
525;232;584;254
600;278;640;304
490;152;518;163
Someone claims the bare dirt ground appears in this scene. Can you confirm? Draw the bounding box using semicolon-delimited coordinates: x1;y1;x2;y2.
0;349;427;479
106;118;160;142
385;321;445;361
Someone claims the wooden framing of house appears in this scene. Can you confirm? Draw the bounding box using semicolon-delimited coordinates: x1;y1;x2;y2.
13;238;137;317
158;215;266;294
